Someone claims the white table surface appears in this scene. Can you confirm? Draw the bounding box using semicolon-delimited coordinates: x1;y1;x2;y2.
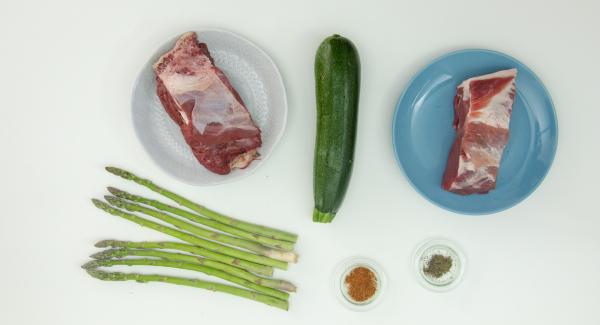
1;0;599;324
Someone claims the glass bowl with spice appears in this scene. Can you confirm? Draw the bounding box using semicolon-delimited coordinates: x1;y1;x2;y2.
332;257;387;311
413;238;466;292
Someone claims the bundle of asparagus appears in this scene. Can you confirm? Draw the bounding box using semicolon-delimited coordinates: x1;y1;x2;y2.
83;167;298;310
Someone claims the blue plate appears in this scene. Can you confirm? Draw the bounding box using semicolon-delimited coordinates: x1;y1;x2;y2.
392;49;558;215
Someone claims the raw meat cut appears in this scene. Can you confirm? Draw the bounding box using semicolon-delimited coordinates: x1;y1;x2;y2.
442;69;517;195
153;32;262;175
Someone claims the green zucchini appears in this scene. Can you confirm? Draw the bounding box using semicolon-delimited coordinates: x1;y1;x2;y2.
313;34;360;223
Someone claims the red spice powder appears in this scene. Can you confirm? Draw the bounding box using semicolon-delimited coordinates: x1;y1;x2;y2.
344;266;377;302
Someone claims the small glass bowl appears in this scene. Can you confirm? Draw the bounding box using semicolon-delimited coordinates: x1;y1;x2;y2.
413;238;466;292
331;257;387;311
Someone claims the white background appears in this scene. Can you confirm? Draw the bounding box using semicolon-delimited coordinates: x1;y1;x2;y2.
1;0;599;324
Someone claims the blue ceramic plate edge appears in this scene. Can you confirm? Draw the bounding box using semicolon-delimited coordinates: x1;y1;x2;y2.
392;48;559;215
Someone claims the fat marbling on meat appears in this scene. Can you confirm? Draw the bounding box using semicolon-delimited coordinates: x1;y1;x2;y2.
153;32;261;175
442;68;517;195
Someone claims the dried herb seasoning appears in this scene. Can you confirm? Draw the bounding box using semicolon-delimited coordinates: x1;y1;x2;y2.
344;266;377;302
423;254;453;278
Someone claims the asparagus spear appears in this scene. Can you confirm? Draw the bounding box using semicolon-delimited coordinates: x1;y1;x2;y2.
104;195;297;263
83;259;288;300
95;240;273;276
107;187;295;251
83;267;288;310
92;248;296;292
91;199;288;270
105;167;298;243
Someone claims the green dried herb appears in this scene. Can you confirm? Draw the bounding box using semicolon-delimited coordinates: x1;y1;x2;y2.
423;254;452;278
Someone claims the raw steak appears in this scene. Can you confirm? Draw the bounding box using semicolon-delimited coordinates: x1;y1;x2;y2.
442;69;517;195
153;32;262;175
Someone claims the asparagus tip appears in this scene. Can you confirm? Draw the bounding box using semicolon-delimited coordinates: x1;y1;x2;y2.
85;267;102;278
106;186;125;196
91;198;107;209
90;249;122;259
105;166;135;180
85;268;123;281
104;195;125;208
105;166;120;175
92;198;124;216
82;260;100;269
94;240;113;248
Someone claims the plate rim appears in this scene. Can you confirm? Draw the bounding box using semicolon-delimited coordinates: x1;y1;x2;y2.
392;48;559;215
130;28;289;186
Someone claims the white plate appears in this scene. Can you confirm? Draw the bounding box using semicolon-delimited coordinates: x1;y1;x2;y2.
132;29;288;185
